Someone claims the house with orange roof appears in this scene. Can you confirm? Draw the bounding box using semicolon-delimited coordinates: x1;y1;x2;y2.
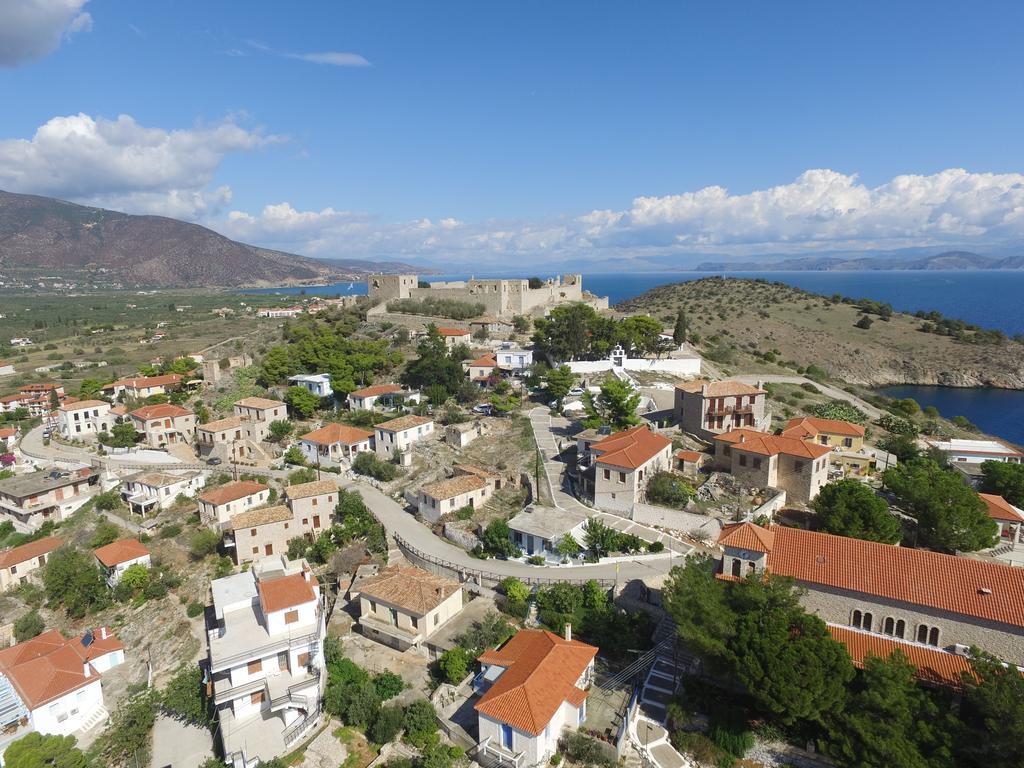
0;536;62;592
128;403;196;447
0;426;18;452
979;492;1024;546
474;628;598;767
346;383;420;411
717;522;1024;665
198;480;272;529
297;423;374;465
466;352;498;385
581;425;673;514
674;379;769;438
781;416;865;449
437;327;471;348
207;556;325;768
374;414;435;459
103;373;183;399
713;428;831;502
93;538;151;586
0;626;124;744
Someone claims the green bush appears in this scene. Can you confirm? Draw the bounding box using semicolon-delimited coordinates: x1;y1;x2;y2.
352;452;400;482
808;400;866;424
373;670;405;700
13;610;45;642
402;699;439;748
558;732;614;768
387;297;485;320
369;704;404;744
645;472;694;509
186;602;204;618
647;541;665;553
189;529;220;558
499;576;530;602
438;647;473;684
710;722;754;757
159;524;182;539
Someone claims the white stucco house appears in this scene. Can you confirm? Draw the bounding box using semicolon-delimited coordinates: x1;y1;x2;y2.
93;538;151;586
288;374;334;399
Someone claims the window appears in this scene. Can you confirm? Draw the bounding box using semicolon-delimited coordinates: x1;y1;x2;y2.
862;612;873;632
250;691;264;705
298;652;310;667
852;610;863;629
928;627;939;646
843;437;853;447
312;498;318;507
883;617;895;636
252;547;258;554
603;469;610;480
247;659;262;674
618;472;626;483
250;528;257;536
284;609;299;624
738;454;747;467
731;559;741;577
434;613;440;626
894;620;905;639
752;457;762;470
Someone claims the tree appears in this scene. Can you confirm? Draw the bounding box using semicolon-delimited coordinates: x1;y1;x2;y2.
512;315;531;334
438;646;472;683
373;670;405;700
259;345;297;384
828;651;954;768
673;309;688;345
979;460;1024;507
883;459;998;552
268;420;293;442
285;386;321;418
556;533;580;558
544;365;576;408
481;519;517;558
812;479;900;544
582;378;641;431
499;576;530;603
645;472;693;509
616;315;663;357
402;699;438;748
283;445;306;465
88;519;121;548
582;518;618;558
160;665;210;726
189;529;220;558
90;691;157;767
527;277;544;289
880;434;920;463
105;421;138;448
78;379;105;400
400;326;465;397
43;548;108;618
3;732;87;768
369;704;404;744
531;303;608;362
13;610;44;642
956;649;1024;768
93;489;123;512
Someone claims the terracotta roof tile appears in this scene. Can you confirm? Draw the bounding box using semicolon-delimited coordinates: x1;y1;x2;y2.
716;429;833;459
592;425;672;470
230;504;292;529
349;384;402;398
376;414;433;433
437;327;470;336
674;450;704;463
675;380;766;397
234;396;286;410
198;480;269;506
300;423;374;446
420;474;487;501
93;538;150;567
475;630;597;735
782;416;865;439
469;353;497;368
259;572;317;613
285;479;338;500
59;399;109;412
979;493;1024;523
719;524;1024;629
197;415;244;432
129;403;193;420
357;565;461;614
0;536;63;570
719;522;776;552
828;626;973;689
108;374;182;389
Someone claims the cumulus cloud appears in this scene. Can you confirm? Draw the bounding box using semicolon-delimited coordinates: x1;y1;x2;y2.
0;112;284;218
285;51;370;67
0;0;92;67
219;169;1024;266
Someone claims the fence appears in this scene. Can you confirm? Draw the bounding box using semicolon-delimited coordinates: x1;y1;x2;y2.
392;531;615;589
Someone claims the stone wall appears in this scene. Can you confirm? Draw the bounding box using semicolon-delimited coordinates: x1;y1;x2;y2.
631;502;724;540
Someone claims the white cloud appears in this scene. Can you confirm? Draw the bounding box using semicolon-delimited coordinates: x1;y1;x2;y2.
0;112;284;219
219;169;1024;266
285;51;370;67
0;0;92;67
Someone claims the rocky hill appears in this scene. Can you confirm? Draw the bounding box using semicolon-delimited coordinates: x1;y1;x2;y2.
691;250;1024;272
618;277;1024;388
0;190;410;288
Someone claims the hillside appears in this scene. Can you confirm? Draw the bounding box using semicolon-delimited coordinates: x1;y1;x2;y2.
0;190;411;288
617;277;1024;388
691;250;1024;272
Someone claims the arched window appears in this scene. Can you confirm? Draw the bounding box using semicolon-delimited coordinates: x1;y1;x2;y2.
852;610;863;629
731;559;741;577
883;617;895;636
928;627;939;647
917;624;928;644
862;613;873;632
894;620;906;639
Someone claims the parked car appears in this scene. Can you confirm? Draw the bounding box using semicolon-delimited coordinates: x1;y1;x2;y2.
206;457;223;466
472;404;494;415
568;387;586;396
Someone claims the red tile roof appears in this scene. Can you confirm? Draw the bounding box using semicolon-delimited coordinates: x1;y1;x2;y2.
674;449;704;463
827;626;973;689
718;524;1024;629
234;396;286;410
300;423;374;446
716;429;833;459
129;403;193;420
469;353;497;368
591;425;672;470
108;374;182;389
349;383;402;399
782;416;865;440
475;630;597;735
259;572;317;614
93;538;150;567
198;480;269;506
0;427;18;438
719;522;776;552
437;327;470;336
0;536;63;570
979;493;1024;523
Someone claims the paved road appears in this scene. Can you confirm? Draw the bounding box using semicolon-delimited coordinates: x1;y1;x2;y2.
733;374;883;420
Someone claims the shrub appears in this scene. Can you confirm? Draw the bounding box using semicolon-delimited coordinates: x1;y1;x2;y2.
645;472;693;509
373;670;405;700
499;576;530;603
402;699;439;748
353;452;399;482
501;598;530;621
438;647;473;684
369;704;404;744
93;489;123;511
527;555;545;565
808;400;866;424
13;610;45;642
710;722;754;757
189;529;220;558
186;602;204;618
558;732;614;768
876;414;919;436
159;524;182;539
647;541;665;553
88;519;121;548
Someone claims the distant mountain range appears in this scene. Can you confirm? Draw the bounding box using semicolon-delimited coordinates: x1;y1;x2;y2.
0;190;418;288
693;251;1024;272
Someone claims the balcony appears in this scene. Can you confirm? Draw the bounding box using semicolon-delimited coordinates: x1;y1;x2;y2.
358;613;423;645
474;736;526;768
706;404;753;416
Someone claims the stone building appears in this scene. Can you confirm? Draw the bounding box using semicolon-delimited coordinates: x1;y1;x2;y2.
712;428;831;503
718;523;1024;666
674;380;768;439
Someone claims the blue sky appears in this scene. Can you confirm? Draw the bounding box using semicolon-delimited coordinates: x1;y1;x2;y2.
1;1;1022;269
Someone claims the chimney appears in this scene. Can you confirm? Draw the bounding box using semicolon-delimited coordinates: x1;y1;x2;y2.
303;569;311;582
83;663;91;678
100;627;108;640
564;623;572;642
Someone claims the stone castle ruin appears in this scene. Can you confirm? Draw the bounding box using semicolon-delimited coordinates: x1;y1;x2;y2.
367;274;609;319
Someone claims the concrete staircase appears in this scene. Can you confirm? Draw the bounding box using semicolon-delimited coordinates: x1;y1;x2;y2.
77;704;109;734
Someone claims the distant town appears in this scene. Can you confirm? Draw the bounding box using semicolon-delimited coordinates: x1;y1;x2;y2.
0;271;1020;768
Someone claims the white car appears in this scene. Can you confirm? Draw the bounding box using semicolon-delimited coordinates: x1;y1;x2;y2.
568;387;586;397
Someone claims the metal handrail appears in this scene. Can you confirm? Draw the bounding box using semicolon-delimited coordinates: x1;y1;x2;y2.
282;705;320;746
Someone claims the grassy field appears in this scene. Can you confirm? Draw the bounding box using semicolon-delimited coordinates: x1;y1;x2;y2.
617;277;1024;389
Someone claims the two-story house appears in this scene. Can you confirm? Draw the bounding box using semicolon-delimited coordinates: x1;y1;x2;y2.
224;480;336;565
128;403;196;447
979;493;1024;546
718;522;1024;666
466;353;498;385
120;470;205;516
781;416;889;475
197;398;285;463
346;384;409;411
674;380;768;439
474;628;598;768
374;415;434;459
0;467;100;530
712;429;831;502
0;536;63;592
417;474;490;523
233;397;288;442
582;425;673;515
208;557;325;768
495;348;533;373
296;424;374;466
93;539;151;586
103;374;183;399
283;480;337;533
198;481;272;530
353;565;463;654
287;374;333;399
437;327;471;348
56;400;112;441
0;627;124;752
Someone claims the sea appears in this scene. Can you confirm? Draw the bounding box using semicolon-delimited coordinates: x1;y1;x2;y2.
245;270;1024;445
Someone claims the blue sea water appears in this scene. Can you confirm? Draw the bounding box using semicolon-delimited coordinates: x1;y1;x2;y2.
245;269;1024;444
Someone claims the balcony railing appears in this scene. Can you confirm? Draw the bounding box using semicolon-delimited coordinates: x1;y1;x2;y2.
207;610;322;673
706;404;753;415
283;705;320;747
